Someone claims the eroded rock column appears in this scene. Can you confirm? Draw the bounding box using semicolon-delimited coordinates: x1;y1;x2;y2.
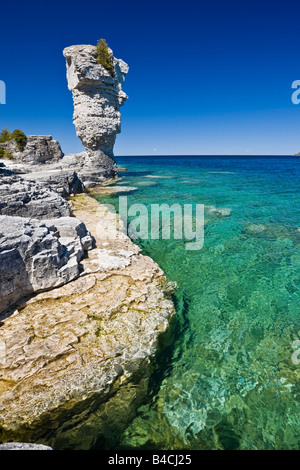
63;44;129;187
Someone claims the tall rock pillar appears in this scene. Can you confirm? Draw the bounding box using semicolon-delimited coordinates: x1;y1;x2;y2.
63;44;128;186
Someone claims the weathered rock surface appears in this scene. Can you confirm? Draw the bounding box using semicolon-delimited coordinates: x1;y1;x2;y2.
0;214;93;314
0;169;71;219
0;443;52;450
0;194;175;449
21;169;84;198
0;159;85;198
0;135;63;164
63;44;129;186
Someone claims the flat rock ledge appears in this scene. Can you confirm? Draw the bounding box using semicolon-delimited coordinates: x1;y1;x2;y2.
0;194;176;450
0;168;71;219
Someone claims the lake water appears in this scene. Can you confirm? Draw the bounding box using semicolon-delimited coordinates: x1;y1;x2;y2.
94;155;300;450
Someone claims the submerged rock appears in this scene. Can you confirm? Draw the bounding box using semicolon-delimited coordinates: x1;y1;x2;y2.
63;44;129;187
245;223;267;234
206;205;232;217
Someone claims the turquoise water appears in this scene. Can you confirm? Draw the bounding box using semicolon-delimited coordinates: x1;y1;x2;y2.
95;156;300;450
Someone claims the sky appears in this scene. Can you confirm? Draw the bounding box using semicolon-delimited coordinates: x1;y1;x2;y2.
0;0;300;156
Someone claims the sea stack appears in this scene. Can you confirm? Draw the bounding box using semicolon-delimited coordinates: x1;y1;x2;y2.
63;44;129;187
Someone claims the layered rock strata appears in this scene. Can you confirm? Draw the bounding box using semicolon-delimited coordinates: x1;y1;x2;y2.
21;169;84;198
0;168;71;219
0;164;93;315
0;135;63;164
0;214;93;314
0;194;175;449
63;44;129;186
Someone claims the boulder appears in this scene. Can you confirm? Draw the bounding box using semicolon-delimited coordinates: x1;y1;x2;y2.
0;215;93;314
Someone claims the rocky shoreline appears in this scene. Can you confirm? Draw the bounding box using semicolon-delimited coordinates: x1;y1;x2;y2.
0;168;176;449
0;42;176;449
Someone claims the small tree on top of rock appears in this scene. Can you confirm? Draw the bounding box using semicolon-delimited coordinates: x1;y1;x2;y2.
0;127;27;151
96;39;115;77
11;129;27;151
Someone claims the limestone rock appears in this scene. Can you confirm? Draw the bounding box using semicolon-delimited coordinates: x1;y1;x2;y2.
0;214;93;314
45;216;94;251
0;195;175;449
21;169;84;197
63;44;128;186
0;169;71;219
0;135;63;164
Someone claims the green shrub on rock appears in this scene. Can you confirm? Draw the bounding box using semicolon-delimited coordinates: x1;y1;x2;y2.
0;147;14;159
0;128;12;143
96;38;115;76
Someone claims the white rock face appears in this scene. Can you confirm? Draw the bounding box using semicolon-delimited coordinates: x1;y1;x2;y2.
0;215;94;314
0;136;63;164
0;169;71;219
63;44;129;186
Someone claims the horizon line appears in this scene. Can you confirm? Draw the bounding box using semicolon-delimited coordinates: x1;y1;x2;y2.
114;154;299;158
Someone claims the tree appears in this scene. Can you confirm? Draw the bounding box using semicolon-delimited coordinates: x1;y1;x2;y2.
11;129;27;150
96;38;115;76
0;147;13;159
0;128;12;143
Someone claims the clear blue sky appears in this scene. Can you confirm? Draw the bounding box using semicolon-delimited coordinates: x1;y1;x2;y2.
1;0;300;155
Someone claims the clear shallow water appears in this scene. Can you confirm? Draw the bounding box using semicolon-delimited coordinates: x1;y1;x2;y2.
95;156;300;450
